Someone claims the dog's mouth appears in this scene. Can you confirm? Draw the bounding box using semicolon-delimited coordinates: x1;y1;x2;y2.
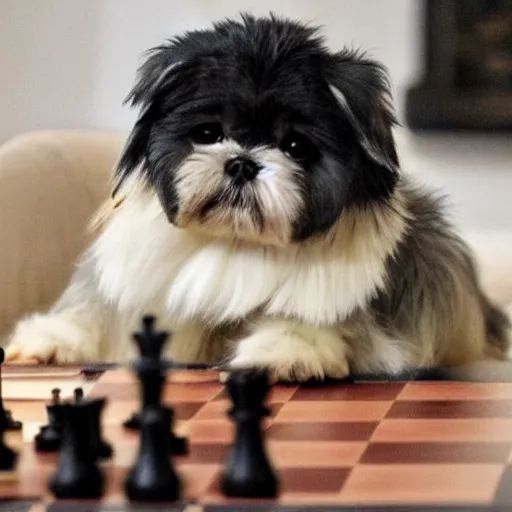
198;183;264;228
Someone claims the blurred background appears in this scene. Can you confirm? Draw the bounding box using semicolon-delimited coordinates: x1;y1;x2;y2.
0;0;511;232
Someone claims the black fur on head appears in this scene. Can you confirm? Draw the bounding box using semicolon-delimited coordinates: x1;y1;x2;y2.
114;13;400;243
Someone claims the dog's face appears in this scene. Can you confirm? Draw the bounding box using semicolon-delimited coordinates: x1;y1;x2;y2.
115;14;400;246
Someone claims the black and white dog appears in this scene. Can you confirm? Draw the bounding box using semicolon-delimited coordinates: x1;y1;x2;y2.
6;14;511;381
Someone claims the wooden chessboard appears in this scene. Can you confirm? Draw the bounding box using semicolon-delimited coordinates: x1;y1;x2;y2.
3;365;512;511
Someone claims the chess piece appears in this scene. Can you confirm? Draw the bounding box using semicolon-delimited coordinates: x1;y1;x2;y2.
123;404;188;455
123;315;188;454
124;404;181;502
73;387;84;403
221;368;279;498
49;400;105;499
88;398;113;460
162;406;188;455
0;348;22;431
0;396;17;471
122;411;140;430
35;388;64;452
72;387;112;461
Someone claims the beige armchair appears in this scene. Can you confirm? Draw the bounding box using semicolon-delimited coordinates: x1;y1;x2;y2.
0;130;126;341
0;129;511;350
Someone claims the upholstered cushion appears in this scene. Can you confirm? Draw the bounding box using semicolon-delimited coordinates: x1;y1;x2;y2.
0;130;125;339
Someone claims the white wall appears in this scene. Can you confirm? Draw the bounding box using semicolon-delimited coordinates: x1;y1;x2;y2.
1;0;511;233
0;0;421;139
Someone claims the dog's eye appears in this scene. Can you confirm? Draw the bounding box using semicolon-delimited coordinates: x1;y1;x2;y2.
280;132;315;161
189;123;224;144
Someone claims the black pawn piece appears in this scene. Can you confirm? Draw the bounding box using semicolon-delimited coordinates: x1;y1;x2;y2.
221;368;279;498
124;405;181;502
35;388;64;452
88;398;113;460
49;400;104;499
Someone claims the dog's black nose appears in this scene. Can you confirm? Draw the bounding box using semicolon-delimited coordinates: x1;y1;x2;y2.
224;157;260;182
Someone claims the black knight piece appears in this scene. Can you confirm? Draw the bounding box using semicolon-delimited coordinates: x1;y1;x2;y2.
48;399;105;499
35;388;64;452
221;368;279;498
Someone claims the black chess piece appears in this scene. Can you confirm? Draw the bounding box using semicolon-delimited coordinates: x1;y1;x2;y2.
73;387;84;403
88;398;113;460
72;387;113;460
123;315;188;454
123;406;188;455
221;368;279;498
124;404;181;502
122;411;140;430
48;399;105;499
0;395;17;471
35;388;64;452
162;406;188;455
0;348;22;432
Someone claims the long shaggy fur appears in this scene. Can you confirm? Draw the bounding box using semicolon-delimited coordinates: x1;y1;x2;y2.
5;14;510;381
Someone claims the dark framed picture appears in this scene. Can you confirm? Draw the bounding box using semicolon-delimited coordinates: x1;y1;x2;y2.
405;0;512;130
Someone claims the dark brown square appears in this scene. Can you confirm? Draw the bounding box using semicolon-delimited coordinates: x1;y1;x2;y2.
174;402;205;420
360;442;512;464
206;467;350;495
266;421;377;441
177;442;230;464
387;400;512;419
281;467;352;493
292;382;405;401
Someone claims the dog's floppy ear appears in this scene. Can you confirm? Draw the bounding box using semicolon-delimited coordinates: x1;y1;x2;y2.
325;50;400;201
113;46;184;196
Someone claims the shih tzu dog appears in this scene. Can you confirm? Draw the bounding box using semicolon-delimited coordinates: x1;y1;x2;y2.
5;14;511;381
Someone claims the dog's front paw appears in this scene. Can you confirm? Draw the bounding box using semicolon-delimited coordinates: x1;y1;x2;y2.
229;319;350;382
5;313;101;364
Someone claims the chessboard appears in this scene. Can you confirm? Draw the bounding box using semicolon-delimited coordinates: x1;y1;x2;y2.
3;364;512;511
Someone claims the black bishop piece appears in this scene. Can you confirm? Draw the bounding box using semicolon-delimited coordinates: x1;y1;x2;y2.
221;368;279;498
124;315;182;502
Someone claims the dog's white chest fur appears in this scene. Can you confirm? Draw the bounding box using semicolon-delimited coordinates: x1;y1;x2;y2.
91;190;400;328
